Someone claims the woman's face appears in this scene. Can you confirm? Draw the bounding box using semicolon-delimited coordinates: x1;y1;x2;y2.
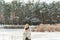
24;24;29;30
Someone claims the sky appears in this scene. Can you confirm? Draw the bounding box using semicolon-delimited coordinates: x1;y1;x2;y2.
4;0;60;3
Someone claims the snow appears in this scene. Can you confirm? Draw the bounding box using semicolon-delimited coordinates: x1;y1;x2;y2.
0;29;60;40
0;29;23;40
31;32;60;40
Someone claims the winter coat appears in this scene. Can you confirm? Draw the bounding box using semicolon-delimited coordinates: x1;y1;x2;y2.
23;28;31;40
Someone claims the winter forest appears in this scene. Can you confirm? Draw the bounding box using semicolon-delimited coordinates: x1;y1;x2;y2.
0;0;60;25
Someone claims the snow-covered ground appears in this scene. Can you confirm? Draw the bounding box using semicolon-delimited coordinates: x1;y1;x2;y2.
32;32;60;40
0;29;23;40
0;25;60;40
0;29;60;40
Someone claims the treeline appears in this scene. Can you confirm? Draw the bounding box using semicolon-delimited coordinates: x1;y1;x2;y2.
0;0;60;25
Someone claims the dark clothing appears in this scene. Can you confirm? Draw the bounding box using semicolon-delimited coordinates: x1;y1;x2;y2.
25;37;31;40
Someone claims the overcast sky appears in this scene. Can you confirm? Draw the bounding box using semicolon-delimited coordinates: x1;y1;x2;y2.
4;0;60;3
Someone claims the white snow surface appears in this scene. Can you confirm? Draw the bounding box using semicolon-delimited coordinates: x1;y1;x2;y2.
0;29;23;40
31;32;60;40
0;29;60;40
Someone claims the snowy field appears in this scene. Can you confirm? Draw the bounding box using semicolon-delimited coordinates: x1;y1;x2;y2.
0;29;23;40
32;32;60;40
0;29;60;40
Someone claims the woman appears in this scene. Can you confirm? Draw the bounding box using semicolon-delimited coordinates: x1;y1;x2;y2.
23;23;31;40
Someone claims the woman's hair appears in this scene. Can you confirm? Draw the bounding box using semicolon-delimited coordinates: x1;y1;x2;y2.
24;23;29;30
25;27;29;30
